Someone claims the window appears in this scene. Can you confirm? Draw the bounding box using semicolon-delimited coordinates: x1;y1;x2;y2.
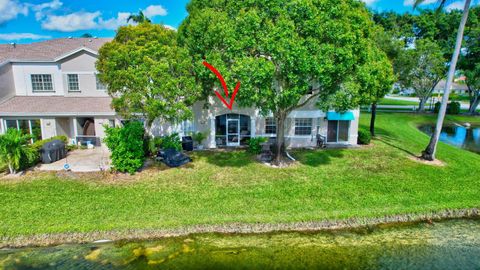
3;119;42;142
181;120;194;134
96;75;107;90
31;74;53;92
327;120;349;143
265;117;276;135
295;118;312;136
67;74;80;92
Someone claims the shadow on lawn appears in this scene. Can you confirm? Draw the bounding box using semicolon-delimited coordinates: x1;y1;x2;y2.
293;149;345;167
203;150;255;168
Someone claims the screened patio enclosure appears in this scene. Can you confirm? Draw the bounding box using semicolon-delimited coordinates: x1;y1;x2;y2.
215;114;251;146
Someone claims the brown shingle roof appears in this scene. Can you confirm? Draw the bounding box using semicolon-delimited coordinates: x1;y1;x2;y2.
0;38;111;64
0;96;115;116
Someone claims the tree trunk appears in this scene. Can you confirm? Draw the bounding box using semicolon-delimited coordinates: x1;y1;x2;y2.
370;102;377;137
273;111;287;165
468;93;479;115
7;163;14;175
422;0;471;161
418;97;428;112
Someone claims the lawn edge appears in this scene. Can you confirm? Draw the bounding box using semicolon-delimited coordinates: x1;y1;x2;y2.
2;208;478;249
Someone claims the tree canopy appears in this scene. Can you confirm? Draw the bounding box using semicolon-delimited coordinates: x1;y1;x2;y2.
179;0;381;163
96;23;199;129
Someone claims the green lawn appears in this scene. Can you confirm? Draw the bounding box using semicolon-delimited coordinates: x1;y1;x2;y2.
378;98;419;106
1;113;479;240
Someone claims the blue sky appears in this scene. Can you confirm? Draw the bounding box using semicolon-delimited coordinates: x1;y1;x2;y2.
0;0;474;44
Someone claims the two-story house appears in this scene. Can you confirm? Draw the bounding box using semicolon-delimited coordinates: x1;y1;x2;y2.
0;38;360;148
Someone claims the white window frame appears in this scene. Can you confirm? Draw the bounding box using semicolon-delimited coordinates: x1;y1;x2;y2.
31;74;54;92
96;74;107;91
265;117;276;135
67;74;80;92
294;118;313;136
3;119;42;143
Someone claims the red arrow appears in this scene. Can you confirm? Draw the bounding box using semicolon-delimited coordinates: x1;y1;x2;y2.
203;61;240;110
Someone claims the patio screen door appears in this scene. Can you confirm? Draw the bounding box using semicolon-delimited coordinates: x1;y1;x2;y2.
227;119;240;146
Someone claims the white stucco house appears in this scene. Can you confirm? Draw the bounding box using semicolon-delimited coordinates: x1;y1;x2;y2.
0;38;360;149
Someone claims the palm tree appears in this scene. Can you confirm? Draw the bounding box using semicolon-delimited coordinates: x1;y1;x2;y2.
416;0;473;161
127;11;151;24
0;129;36;174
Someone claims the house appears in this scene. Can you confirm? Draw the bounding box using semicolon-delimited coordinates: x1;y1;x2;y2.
433;80;469;95
0;38;360;149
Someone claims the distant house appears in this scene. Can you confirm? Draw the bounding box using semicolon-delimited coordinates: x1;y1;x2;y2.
0;38;360;148
433;80;469;95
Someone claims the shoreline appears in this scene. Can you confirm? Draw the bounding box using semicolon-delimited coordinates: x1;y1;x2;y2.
1;208;478;249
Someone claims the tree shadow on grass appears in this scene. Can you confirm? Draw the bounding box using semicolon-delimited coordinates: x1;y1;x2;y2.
373;127;418;158
293;149;345;167
202;149;255;168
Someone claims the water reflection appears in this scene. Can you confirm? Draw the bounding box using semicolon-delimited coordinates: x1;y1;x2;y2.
419;125;480;154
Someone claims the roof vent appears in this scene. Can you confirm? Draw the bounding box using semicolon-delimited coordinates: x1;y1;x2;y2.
88;39;92;42
10;42;16;48
68;36;72;39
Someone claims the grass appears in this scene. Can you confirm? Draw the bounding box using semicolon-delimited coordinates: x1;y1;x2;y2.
378;98;419;106
0;113;479;240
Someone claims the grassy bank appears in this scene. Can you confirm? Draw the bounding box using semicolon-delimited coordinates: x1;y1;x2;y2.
0;113;479;242
379;98;419;106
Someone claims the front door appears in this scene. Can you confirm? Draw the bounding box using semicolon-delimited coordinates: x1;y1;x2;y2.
227;119;240;146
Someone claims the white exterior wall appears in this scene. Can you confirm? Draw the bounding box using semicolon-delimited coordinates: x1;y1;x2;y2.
12;63;64;96
41;118;57;139
0;64;16;103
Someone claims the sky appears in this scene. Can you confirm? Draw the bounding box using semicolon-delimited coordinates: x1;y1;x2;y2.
0;0;476;44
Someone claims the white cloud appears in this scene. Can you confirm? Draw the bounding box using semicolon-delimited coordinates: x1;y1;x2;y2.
445;1;467;11
361;0;379;6
39;4;168;32
31;0;62;20
403;0;438;6
143;5;167;17
0;32;52;40
41;11;100;32
0;0;29;24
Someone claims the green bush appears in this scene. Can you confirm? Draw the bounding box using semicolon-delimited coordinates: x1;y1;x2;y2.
247;137;268;154
434;101;461;115
0;129;37;174
191;132;207;146
448;101;461;115
159;133;182;151
357;129;372;145
104;121;145;174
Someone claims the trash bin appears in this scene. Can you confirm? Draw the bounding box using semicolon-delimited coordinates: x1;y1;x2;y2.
182;136;194;151
40;140;67;164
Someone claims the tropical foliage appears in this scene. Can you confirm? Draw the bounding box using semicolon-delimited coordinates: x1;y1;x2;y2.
0;129;36;174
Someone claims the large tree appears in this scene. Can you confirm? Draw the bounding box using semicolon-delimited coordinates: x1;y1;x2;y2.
459;6;480;114
418;0;473;161
179;0;379;164
396;39;446;112
96;23;198;132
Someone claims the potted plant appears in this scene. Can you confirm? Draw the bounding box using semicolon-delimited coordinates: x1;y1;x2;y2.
192;132;207;150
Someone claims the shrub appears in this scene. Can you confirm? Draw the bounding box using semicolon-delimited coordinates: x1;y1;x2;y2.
104;121;145;174
0;129;37;174
357;129;371;145
159;133;182;151
434;101;461;115
448;101;461;115
247;137;268;154
191;132;207;145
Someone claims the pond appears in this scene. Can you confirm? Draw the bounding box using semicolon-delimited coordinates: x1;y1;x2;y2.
1;218;480;269
419;124;480;154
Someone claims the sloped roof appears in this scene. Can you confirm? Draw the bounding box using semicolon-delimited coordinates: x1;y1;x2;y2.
434;80;469;91
0;96;115;116
0;38;111;64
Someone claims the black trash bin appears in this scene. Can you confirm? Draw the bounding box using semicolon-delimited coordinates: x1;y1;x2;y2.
182;136;194;151
40;140;67;164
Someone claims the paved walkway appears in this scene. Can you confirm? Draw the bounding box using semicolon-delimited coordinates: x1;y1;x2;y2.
37;147;111;172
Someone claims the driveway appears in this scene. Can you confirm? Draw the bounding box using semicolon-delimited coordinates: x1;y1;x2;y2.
37;147;111;172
